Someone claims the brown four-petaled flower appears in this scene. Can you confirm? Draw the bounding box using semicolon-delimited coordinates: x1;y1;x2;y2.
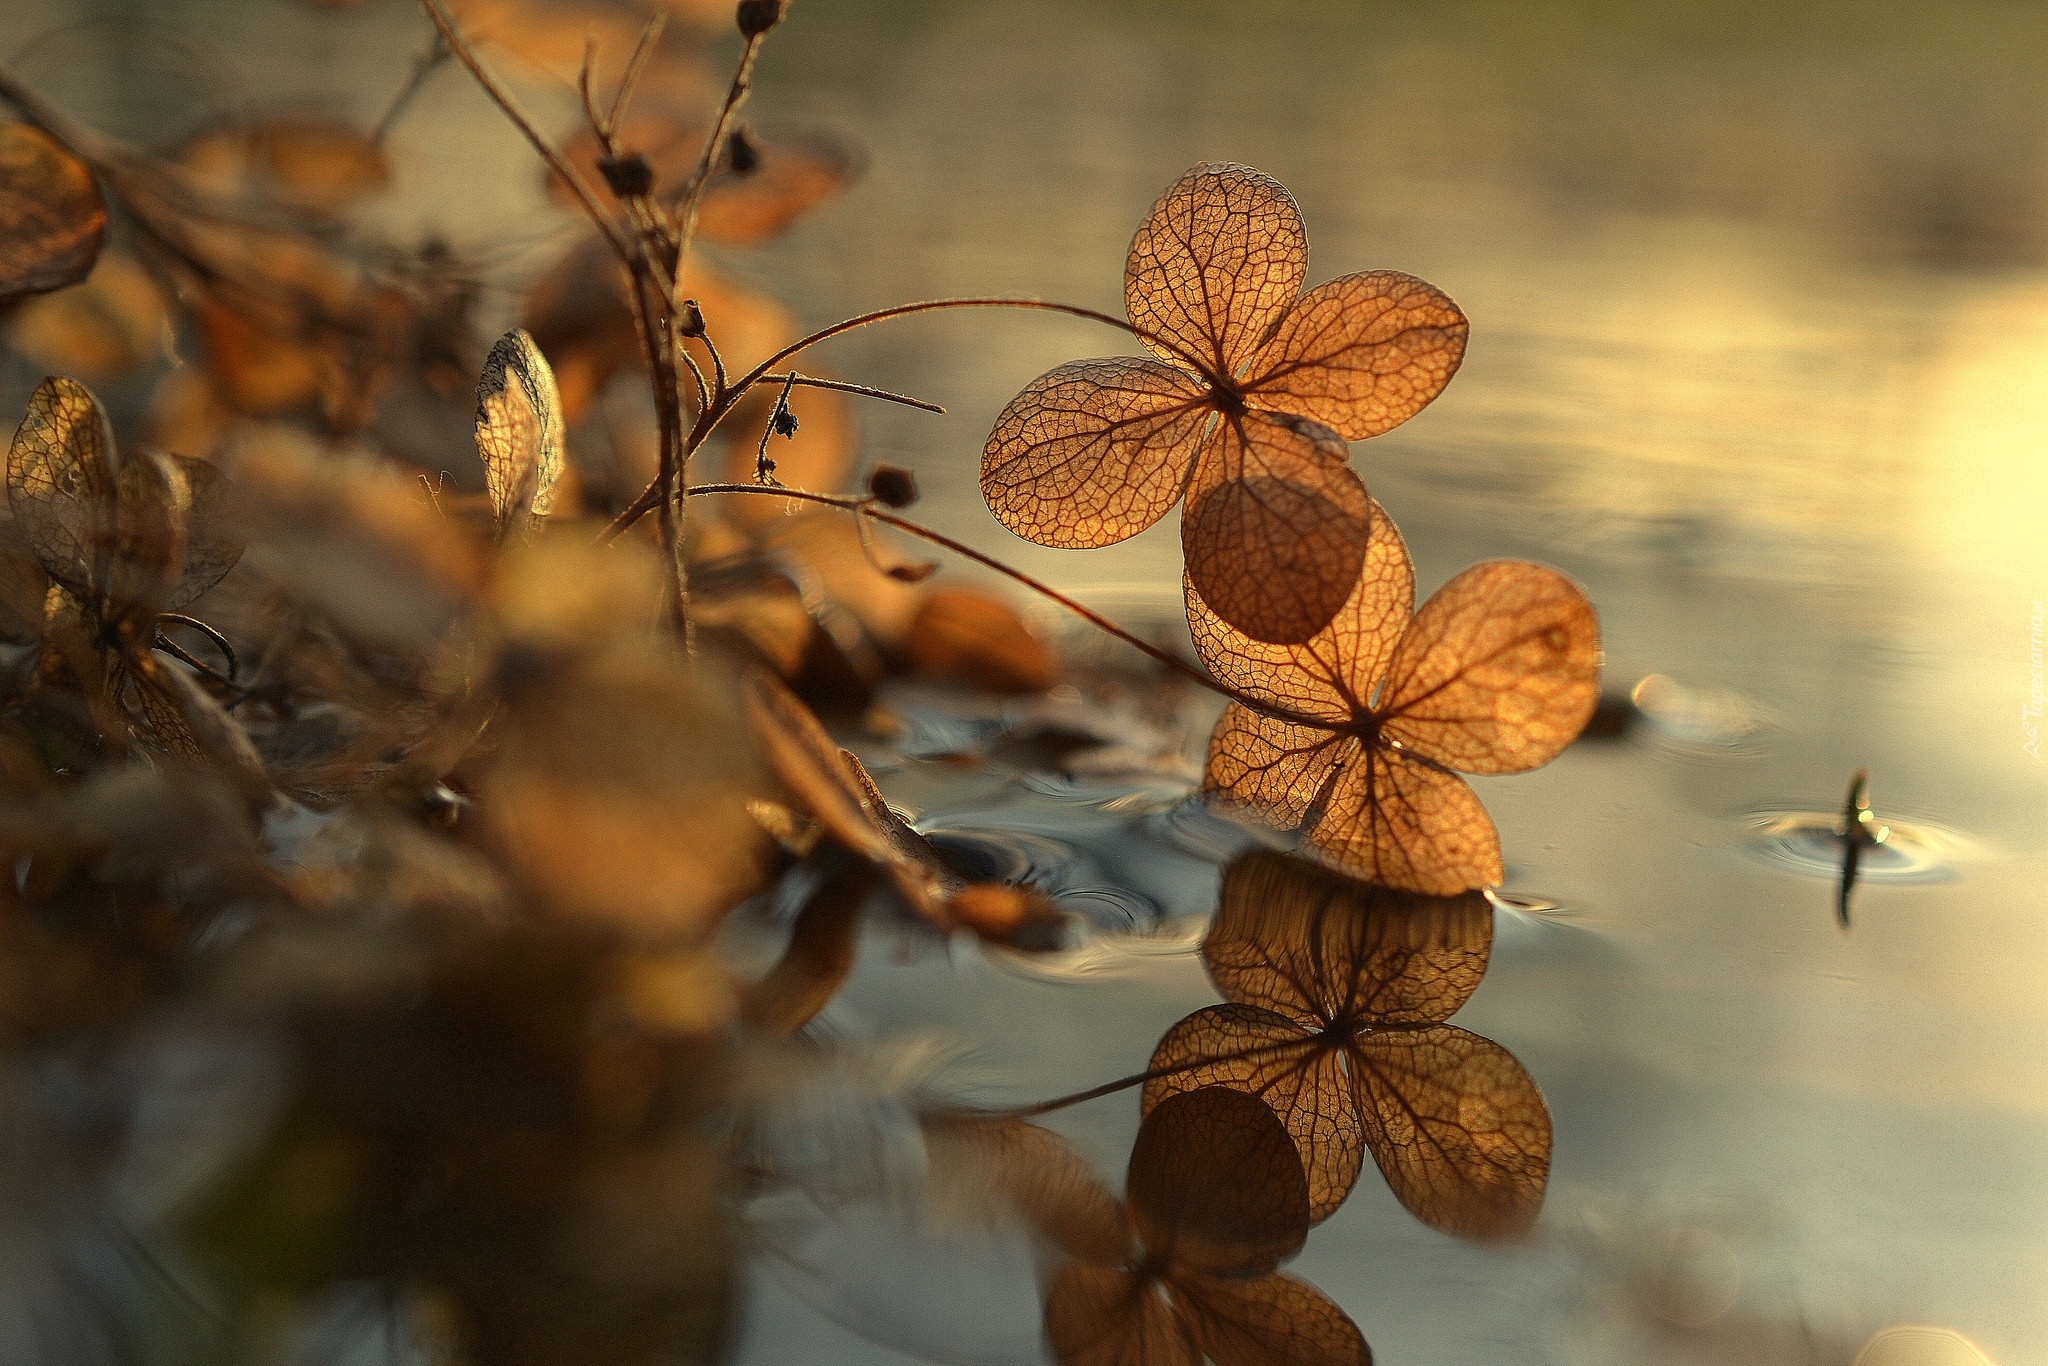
981;162;1467;646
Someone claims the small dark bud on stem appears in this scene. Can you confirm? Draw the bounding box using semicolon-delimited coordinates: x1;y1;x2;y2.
678;300;707;337
597;153;655;198
726;127;761;175
771;405;800;438
735;0;785;37
868;464;918;508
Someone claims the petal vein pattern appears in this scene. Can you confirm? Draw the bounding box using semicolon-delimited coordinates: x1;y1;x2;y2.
1185;497;1412;721
1377;560;1601;775
1125;162;1306;378
1181;410;1373;645
980;357;1210;548
1243;271;1469;440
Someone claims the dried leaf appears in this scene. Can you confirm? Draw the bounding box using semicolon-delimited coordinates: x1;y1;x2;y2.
1183;498;1411;725
1145;1003;1365;1227
178;116;390;218
1046;1262;1199;1366
553;114;855;246
1180;411;1373;646
921;1114;1131;1266
980;357;1209;548
1045;1086;1367;1366
128;649;272;804
1178;1271;1373;1366
0;123;105;303
1241;271;1468;441
695;131;858;246
1349;1024;1551;1239
1124;163;1305;377
166;455;245;609
105;446;191;630
740;863;871;1035
6;375;119;602
742;670;1061;943
743;668;899;870
475;328;565;542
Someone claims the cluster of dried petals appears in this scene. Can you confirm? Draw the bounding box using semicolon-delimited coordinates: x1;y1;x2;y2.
1194;498;1600;895
5;376;262;797
981;161;1467;646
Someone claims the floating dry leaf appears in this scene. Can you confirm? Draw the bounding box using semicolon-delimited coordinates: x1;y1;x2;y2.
1193;500;1599;893
0;123;106;304
742;669;1058;942
1045;1086;1369;1366
983;162;1466;645
1144;851;1549;1237
475;328;564;542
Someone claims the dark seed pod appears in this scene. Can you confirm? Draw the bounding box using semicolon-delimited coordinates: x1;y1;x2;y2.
726;128;761;176
678;300;707;338
771;406;799;439
736;0;786;38
597;153;654;198
867;464;918;509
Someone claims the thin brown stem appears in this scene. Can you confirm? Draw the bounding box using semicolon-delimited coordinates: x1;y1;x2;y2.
669;32;765;280
753;374;796;482
604;13;668;139
606;295;1188;538
677;483;1224;697
736;296;1203;398
418;0;636;267
759;372;943;414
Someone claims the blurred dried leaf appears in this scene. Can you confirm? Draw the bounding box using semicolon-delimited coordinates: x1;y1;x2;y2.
742;670;1059;943
920;1113;1130;1266
900;586;1058;694
476;328;565;542
0;123;105;304
552;110;855;246
471;540;771;937
178;115;390;219
3;252;170;382
983;162;1466;645
740;863;871;1035
1144;851;1548;1237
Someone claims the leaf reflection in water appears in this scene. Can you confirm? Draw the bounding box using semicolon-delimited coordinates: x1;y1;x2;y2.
1144;851;1550;1236
1046;1086;1370;1366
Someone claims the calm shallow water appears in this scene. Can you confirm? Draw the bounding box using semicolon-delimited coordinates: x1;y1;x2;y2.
5;1;2048;1362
